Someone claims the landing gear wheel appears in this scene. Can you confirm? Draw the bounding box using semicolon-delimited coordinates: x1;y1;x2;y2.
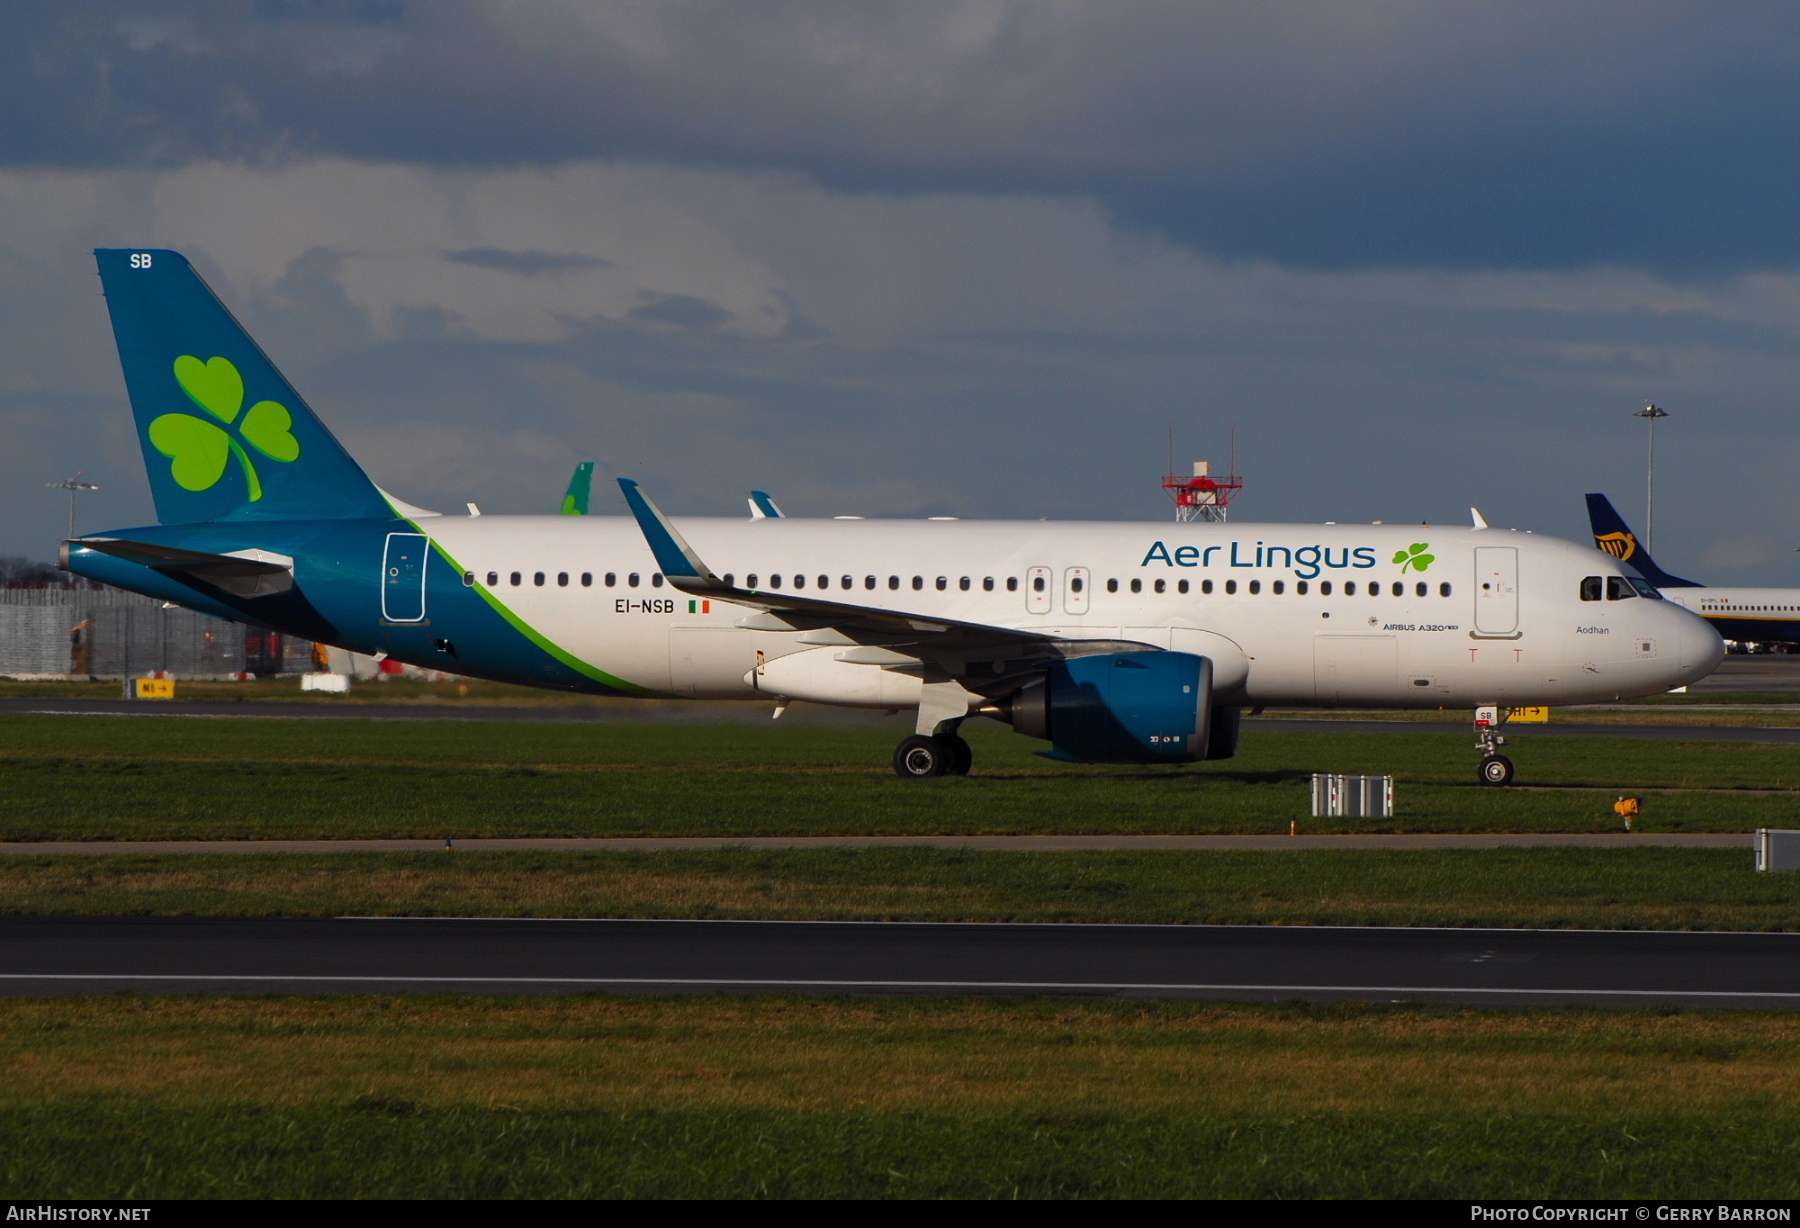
1479;754;1515;787
893;735;950;778
935;733;973;776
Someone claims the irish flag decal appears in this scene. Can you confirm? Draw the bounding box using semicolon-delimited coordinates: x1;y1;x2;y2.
687;600;712;614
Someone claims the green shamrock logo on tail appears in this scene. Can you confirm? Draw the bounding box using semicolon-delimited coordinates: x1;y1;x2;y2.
1393;542;1435;573
149;356;300;501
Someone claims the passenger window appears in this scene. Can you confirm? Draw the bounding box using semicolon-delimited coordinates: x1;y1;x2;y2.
652;574;664;588
1345;581;1356;595
1130;579;1142;593
913;576;924;590
936;576;947;590
794;574;806;589
1249;580;1261;595
1580;576;1602;601
1225;580;1237;594
581;573;593;587
1107;578;1119;593
747;574;758;588
1072;577;1085;593
510;572;521;586
1178;579;1189;594
722;574;733;587
1032;576;1046;592
1415;582;1426;597
1391;582;1403;597
1607;575;1637;600
605;572;616;587
889;576;900;590
1272;580;1284;595
628;573;640;588
534;572;545;586
959;577;971;591
1296;580;1308;595
1154;579;1165;594
1439;582;1452;597
1202;579;1214;594
1321;580;1332;596
843;576;853;590
982;577;994;591
818;575;828;589
462;571;474;587
486;571;498;586
866;576;877;589
1007;577;1019;592
557;572;569;587
770;574;783;589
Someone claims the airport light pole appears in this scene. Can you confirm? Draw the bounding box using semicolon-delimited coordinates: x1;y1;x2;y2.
46;473;98;541
1635;404;1668;551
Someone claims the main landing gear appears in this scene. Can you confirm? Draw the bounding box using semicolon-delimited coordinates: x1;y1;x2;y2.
1474;704;1514;786
892;732;973;778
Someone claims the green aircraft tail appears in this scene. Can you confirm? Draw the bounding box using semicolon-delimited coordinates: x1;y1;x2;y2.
560;462;595;515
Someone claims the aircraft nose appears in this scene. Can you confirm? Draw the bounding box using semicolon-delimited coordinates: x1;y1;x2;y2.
1670;604;1725;684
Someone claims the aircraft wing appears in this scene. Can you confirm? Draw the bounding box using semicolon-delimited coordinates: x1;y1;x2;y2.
70;538;295;599
616;479;1148;679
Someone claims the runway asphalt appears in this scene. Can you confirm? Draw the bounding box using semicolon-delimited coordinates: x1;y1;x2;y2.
0;833;1748;853
5;915;1799;1008
10;696;1800;742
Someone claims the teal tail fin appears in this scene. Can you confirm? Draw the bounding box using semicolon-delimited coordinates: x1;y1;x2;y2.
560;462;595;515
95;248;390;524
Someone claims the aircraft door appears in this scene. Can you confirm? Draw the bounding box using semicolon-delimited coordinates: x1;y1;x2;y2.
1063;567;1090;614
1473;547;1519;635
382;533;429;623
1027;566;1053;614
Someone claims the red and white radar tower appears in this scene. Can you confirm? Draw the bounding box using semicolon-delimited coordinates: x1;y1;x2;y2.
1162;432;1241;523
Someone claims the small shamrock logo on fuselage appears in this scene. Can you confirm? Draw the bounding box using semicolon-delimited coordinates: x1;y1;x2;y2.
1393;542;1435;573
148;356;300;501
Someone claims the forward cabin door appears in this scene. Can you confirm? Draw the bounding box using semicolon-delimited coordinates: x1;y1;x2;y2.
1026;566;1053;614
381;532;428;623
1474;547;1519;635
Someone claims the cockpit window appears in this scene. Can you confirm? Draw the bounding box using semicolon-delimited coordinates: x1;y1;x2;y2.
1629;576;1661;599
1579;576;1602;602
1606;575;1638;601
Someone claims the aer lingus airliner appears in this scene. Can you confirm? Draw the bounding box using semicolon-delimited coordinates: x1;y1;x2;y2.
62;250;1724;785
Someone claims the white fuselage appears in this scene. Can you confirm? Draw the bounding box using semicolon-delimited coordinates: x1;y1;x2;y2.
413;515;1723;708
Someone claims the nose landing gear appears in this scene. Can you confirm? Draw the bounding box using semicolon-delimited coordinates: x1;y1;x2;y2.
1474;704;1514;786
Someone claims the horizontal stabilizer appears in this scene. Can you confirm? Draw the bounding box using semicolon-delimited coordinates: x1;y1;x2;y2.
68;538;294;598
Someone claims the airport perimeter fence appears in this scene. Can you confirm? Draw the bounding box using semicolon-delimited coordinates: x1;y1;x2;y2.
0;584;314;679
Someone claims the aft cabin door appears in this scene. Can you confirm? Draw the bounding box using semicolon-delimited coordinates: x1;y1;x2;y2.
1474;547;1519;635
382;533;429;623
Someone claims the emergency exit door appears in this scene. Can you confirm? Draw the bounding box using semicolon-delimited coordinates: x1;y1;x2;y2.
382;533;429;623
1473;546;1518;635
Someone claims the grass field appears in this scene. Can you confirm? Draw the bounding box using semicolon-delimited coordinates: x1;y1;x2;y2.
4;995;1800;1198
3;713;1799;839
0;847;1791;930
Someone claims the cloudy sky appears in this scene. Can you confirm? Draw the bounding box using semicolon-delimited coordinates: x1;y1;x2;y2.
5;1;1800;580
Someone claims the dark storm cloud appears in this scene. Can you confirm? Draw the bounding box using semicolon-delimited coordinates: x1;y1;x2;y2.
7;1;1800;273
442;248;615;276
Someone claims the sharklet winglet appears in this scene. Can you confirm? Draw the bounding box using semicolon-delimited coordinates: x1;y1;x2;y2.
616;479;726;588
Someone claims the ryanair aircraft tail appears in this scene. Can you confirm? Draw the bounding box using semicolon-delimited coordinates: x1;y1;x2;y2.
94;249;391;525
1584;492;1701;588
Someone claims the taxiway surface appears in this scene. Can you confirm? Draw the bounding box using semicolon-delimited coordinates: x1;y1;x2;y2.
4;915;1798;1008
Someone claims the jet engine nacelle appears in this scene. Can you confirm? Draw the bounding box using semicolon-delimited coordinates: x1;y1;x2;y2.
1004;651;1215;764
